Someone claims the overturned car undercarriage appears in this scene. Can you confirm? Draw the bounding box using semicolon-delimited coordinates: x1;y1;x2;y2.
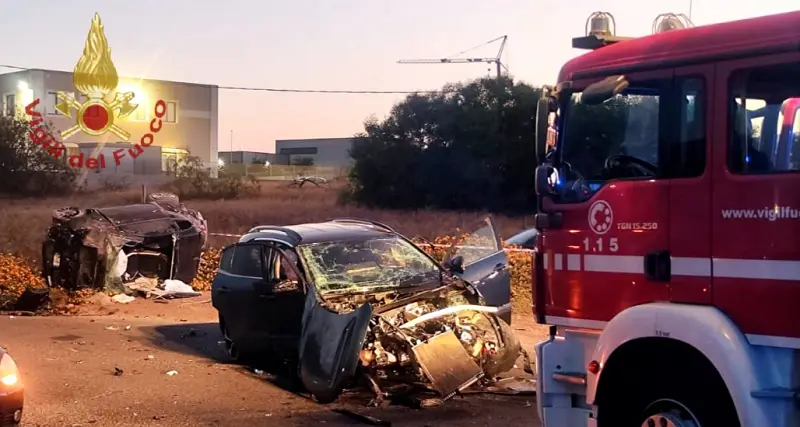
300;281;526;406
42;193;207;292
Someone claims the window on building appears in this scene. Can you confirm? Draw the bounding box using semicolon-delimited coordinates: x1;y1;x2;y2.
728;62;800;174
164;101;177;123
161;148;188;174
130;102;148;122
279;147;318;155
47;92;59;115
46;92;76;115
4;94;16;117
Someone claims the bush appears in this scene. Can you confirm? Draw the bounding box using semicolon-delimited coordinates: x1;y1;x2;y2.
164;156;261;200
0;253;46;310
0;116;77;197
192;247;221;291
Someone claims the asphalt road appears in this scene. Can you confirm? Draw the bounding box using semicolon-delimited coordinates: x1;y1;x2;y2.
0;297;548;427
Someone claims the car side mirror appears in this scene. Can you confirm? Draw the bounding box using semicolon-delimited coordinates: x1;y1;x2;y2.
444;255;465;274
535;164;559;197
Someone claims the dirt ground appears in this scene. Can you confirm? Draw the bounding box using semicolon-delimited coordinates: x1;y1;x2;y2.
1;295;549;427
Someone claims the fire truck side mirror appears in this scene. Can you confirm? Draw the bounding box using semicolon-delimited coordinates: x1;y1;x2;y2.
535;165;559;197
535;98;551;163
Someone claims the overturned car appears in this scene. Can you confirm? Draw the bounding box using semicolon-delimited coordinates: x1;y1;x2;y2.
42;192;207;291
211;217;521;404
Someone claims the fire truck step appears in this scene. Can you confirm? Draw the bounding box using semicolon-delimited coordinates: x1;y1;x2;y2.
750;387;798;402
551;372;586;386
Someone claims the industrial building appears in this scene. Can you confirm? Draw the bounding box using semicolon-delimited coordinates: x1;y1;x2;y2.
0;68;219;177
218;151;288;166
275;137;354;168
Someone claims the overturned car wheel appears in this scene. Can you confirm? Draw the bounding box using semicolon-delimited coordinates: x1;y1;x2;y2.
146;192;180;211
52;207;83;223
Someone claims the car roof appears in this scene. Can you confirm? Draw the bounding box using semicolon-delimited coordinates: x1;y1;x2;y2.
239;220;397;246
559;10;800;81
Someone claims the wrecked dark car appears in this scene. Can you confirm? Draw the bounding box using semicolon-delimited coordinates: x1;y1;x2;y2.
211;217;521;405
42;192;208;291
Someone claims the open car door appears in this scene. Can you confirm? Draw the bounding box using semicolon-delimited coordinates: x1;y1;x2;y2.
444;216;512;324
297;285;373;403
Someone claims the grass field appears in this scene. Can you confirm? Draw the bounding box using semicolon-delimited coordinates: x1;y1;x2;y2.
0;180;536;313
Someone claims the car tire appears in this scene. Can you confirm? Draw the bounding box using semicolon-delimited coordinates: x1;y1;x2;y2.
311;389;341;404
219;316;243;362
52;207;83;223
146;192;180;211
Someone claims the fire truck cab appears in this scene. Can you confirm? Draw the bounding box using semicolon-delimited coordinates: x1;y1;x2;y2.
532;11;800;427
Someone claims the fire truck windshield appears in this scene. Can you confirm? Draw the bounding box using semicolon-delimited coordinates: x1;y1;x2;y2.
555;84;660;203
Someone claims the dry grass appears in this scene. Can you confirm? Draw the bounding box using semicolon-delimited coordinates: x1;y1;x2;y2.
0;181;535;314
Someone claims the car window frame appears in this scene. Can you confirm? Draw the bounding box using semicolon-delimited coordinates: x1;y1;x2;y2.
227;242;267;279
263;242;308;293
219;244;235;273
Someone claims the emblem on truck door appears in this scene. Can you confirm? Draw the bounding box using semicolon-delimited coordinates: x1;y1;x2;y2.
589;200;613;234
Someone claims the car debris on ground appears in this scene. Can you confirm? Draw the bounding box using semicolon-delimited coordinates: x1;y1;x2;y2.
41;192;207;302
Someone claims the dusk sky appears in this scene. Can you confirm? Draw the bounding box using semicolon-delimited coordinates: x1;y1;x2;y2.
1;0;795;153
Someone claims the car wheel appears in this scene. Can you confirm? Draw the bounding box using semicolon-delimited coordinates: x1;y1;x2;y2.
146;192;180;211
311;388;342;404
219;317;242;362
52;207;83;223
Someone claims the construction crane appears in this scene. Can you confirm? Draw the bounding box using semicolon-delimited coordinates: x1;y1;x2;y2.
398;35;509;78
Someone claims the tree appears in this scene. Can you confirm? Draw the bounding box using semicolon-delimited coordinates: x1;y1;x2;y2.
347;76;541;213
0;116;76;196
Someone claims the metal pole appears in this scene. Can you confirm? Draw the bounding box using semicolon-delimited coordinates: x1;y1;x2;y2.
688;0;693;21
496;61;501;79
230;129;234;174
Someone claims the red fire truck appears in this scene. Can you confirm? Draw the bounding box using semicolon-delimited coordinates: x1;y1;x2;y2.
531;10;800;427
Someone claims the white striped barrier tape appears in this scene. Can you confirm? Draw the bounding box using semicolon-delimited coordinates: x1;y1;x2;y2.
207;232;536;254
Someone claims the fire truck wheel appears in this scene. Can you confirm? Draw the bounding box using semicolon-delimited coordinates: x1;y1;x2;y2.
631;371;740;427
597;341;740;427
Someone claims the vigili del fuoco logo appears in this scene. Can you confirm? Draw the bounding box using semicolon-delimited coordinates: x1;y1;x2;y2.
24;13;167;169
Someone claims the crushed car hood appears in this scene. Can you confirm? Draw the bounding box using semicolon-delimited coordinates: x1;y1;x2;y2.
297;282;520;404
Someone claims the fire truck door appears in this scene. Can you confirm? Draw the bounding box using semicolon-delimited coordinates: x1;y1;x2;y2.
711;54;800;343
542;69;672;325
668;66;713;304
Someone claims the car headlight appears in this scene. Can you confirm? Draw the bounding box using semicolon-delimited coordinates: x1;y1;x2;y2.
0;353;20;388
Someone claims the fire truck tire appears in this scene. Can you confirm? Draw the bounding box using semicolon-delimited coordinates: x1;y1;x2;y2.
597;342;740;427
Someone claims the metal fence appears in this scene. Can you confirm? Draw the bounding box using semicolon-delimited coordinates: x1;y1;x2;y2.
221;164;346;181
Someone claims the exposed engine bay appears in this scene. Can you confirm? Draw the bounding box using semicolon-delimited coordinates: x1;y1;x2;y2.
41;192;207;292
319;284;521;403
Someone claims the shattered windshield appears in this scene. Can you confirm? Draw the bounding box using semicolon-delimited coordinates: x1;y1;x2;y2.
297;237;440;293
